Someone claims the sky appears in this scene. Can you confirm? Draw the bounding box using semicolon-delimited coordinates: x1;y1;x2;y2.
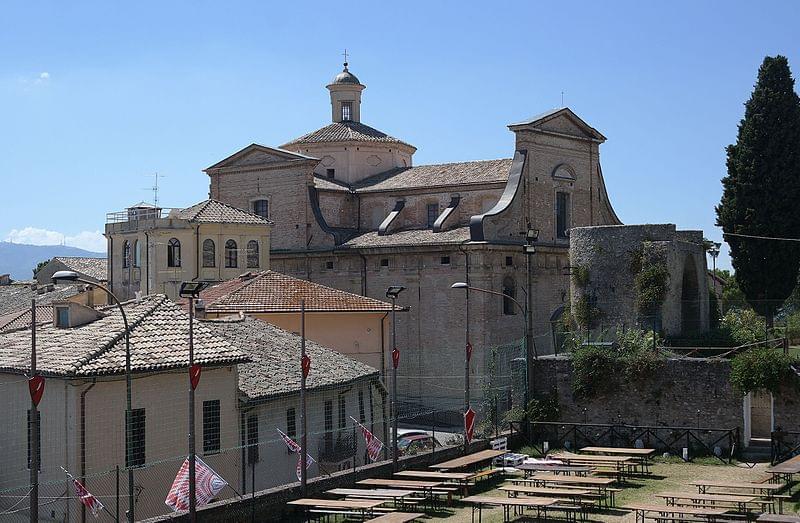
1;1;799;269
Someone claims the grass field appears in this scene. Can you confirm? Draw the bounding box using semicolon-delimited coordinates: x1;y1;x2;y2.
420;459;799;522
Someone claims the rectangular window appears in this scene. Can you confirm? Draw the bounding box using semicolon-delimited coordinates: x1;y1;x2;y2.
556;192;570;239
505;256;514;267
341;101;352;121
286;407;296;455
27;410;40;470
55;307;69;328
325;261;334;270
252;199;269;219
203;400;221;455
338;395;346;430
324;400;333;452
380;258;389;267
358;389;366;423
246;415;259;464
127;408;146;468
326;168;335;179
426;203;439;228
440;256;450;265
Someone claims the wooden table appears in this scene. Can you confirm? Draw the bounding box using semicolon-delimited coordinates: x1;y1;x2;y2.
356;478;444;504
288;498;384;521
523;473;618;506
757;515;800;522
462;494;558;523
499;484;594;501
517;463;594;478
326;488;416;509
691;480;785;496
394;470;475;494
767;455;800;483
430;449;507;471
580;446;656;457
551;451;637;480
657;491;767;513
365;513;425;523
624;502;729;522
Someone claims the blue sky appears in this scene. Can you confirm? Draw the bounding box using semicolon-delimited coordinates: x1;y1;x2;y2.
1;1;799;269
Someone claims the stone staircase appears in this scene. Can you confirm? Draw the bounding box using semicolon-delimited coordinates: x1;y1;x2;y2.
741;438;772;463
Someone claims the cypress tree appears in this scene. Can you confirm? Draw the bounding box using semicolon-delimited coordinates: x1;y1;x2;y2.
716;55;800;328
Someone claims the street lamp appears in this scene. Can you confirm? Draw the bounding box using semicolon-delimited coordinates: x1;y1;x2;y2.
708;242;721;305
385;286;405;471
179;281;205;523
450;282;530;433
52;270;136;523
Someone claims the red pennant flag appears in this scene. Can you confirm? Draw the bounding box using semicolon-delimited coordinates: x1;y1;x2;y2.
301;354;311;378
28;376;45;406
165;456;228;512
392;348;400;369
464;407;476;444
190;364;201;390
466;342;473;362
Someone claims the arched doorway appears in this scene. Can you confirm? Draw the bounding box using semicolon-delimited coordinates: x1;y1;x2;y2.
681;254;701;335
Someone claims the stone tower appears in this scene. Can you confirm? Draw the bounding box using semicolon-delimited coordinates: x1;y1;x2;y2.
327;61;365;123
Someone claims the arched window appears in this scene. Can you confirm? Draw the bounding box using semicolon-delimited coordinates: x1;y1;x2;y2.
122;241;131;268
167;238;181;268
225;240;238;268
133;240;141;268
246;240;259;268
502;276;516;315
252;200;269;219
202;239;216;268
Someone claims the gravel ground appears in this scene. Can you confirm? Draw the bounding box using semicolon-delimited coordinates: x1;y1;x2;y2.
423;460;799;522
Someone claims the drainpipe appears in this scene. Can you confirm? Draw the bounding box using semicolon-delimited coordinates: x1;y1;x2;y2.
109;237;114;303
144;231;150;295
195;225;200;282
80;379;97;523
359;253;368;296
379;312;389;382
356;193;362;232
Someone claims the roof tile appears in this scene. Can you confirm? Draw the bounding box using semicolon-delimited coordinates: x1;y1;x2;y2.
284;121;414;149
176;199;273;225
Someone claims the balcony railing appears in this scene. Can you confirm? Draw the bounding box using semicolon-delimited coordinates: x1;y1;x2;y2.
106;208;180;224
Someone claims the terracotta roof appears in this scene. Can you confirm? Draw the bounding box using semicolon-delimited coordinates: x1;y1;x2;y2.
204;316;378;402
176;199;273;225
196;270;397;313
0;305;53;333
341;226;471;249
0;295;249;377
52;257;108;281
283;121;414;149
0;284;81;316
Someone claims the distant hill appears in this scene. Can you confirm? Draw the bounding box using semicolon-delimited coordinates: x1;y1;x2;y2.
0;242;106;281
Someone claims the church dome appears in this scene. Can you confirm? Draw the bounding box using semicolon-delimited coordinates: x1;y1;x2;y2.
332;66;361;85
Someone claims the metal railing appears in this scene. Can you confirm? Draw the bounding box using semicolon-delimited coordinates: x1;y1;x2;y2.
771;429;800;465
106;208;180;224
519;421;740;464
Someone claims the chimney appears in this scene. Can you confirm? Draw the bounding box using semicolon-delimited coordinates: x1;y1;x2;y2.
194;298;206;319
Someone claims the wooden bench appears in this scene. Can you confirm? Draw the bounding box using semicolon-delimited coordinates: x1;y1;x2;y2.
757;515;800;523
365;513;426;523
625;502;729;522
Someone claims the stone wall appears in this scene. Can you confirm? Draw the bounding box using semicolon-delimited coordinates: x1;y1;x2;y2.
532;356;800;434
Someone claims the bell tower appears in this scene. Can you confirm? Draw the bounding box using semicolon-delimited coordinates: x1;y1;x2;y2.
327;52;365;123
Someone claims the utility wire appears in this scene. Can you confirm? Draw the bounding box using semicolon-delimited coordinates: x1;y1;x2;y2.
723;232;800;242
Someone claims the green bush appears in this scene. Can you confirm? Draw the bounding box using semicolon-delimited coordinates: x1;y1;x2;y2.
785;311;800;342
635;262;670;314
729;348;799;394
526;390;561;421
572;328;664;398
720;308;765;345
571;265;590;287
573;294;602;328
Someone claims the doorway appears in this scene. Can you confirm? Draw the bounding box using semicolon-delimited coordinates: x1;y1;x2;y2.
743;390;773;443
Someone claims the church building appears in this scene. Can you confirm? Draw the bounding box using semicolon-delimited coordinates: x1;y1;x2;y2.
200;60;624;417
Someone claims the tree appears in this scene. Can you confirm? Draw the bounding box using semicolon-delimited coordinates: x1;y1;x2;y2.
716;56;800;328
32;259;51;277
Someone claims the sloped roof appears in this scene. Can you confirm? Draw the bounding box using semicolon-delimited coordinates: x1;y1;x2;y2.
194;271;397;313
341;226;471;249
0;284;81;316
176;199;273;225
204;143;318;172
0;295;249;377
283;121;415;150
0;305;53;333
52;257;108;282
352;158;512;193
204;316;378;402
508;107;606;141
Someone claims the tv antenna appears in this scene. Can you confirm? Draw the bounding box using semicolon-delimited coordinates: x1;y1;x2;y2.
142;173;166;208
561;90;565;107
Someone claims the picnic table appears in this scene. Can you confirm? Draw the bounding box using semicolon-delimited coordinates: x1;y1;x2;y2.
517;462;594;478
550;451;638;480
657;491;769;513
430;449;507;471
767;455;800;483
624;502;729;522
691;480;787;512
326;488;417;509
520;472;618;507
462;494;559;523
394;470;475;495
356;478;447;505
288;498;384;521
365;513;425;523
580;446;656;457
499;484;597;512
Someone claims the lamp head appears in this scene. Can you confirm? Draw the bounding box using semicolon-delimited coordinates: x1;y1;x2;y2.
385;285;406;299
526;228;540;244
450;282;468;289
52;270;80;283
179;281;205;298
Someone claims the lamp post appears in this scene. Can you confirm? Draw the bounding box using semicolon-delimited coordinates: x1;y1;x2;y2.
385;286;405;472
52;271;135;523
450;282;530;430
179;281;205;523
523;228;539;400
708;242;721;305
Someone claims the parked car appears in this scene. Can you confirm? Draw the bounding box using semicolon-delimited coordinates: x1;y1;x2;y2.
397;434;441;456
